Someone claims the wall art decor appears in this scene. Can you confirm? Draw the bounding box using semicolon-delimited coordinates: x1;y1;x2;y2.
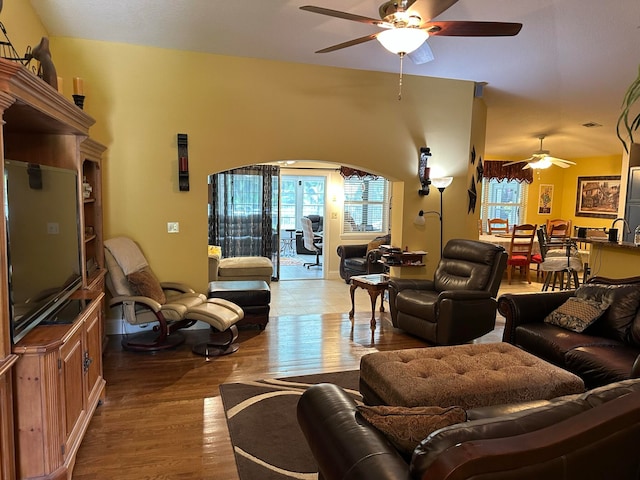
538;184;553;215
575;176;621;218
476;157;483;183
470;145;476;165
468;177;477;213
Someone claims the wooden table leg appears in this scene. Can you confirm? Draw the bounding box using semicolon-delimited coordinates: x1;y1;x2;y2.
367;289;379;329
349;283;357;320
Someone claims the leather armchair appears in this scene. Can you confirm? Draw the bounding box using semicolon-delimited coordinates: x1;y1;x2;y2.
337;234;390;283
388;239;507;345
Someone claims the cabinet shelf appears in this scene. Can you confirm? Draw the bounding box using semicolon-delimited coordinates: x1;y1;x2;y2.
84;234;97;243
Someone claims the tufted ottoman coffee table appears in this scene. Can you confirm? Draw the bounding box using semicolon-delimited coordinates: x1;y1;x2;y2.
359;342;585;409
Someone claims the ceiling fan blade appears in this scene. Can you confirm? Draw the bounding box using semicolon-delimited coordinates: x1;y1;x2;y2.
426;21;523;36
502;158;533;167
548;157;576;167
408;41;435;64
300;6;390;27
315;33;379;53
408;0;459;22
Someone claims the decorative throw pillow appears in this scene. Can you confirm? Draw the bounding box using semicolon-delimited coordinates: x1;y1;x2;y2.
367;237;387;254
356;405;466;455
543;297;609;333
127;267;166;304
576;284;640;343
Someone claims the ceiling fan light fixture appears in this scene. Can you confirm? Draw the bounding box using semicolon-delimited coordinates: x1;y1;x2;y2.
528;157;552;169
377;27;428;55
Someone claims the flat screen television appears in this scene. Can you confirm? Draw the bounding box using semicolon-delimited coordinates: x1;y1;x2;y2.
4;159;83;343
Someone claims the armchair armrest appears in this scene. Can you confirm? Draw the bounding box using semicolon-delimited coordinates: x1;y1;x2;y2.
160;282;196;294
498;291;576;344
389;278;436;292
208;254;220;281
109;294;162;312
438;290;492;301
337;244;368;259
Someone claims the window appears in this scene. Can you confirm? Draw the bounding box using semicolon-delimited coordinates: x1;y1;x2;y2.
280;175;325;231
342;176;390;234
481;178;528;228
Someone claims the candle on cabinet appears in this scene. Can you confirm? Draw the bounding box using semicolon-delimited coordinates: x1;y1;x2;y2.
73;77;84;95
56;76;63;94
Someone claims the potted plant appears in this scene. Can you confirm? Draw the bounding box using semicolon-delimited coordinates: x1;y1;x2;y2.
617;65;640;154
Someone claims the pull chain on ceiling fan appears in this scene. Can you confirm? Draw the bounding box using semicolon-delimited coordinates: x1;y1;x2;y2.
300;0;522;99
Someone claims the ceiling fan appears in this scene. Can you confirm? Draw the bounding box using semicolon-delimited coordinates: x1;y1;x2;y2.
299;0;522;65
503;135;576;170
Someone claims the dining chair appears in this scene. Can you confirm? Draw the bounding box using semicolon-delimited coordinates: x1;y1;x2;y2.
546;219;571;240
506;223;537;284
488;218;509;234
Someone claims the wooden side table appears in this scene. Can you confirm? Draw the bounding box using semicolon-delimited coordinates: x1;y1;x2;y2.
349;274;390;329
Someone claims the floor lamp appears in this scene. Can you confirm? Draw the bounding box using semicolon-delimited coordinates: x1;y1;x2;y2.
415;177;453;256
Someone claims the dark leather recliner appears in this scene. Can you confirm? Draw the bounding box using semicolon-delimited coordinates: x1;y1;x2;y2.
337;234;390;284
388;239;507;345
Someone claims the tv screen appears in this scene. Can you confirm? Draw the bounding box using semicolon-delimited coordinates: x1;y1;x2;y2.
4;159;82;343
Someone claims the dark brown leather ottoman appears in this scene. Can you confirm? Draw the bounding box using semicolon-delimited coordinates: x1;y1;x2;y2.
360;342;585;409
207;280;270;329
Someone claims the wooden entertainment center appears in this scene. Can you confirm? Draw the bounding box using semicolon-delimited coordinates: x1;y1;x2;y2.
0;59;106;479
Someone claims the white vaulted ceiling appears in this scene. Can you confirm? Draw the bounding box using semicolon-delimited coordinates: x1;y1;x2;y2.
30;0;640;160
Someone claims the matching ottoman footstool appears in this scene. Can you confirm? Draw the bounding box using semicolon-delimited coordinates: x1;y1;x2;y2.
360;342;585;409
208;280;270;329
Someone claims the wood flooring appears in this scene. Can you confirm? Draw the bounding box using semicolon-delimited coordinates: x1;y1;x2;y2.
71;278;538;479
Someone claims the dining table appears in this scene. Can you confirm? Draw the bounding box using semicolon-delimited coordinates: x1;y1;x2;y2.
478;233;541;256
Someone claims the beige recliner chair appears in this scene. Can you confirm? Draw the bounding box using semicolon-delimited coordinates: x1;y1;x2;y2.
105;237;243;355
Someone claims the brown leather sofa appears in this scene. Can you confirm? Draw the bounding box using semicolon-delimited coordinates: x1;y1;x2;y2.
498;275;640;388
297;379;640;480
337;234;390;283
388;239;507;345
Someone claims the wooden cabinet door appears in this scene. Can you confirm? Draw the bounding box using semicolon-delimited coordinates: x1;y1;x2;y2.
84;302;103;403
59;327;86;460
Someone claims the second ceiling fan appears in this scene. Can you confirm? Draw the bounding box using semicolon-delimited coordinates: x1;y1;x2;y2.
300;0;522;64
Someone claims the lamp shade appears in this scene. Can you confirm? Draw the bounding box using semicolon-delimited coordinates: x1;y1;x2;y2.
414;210;426;226
377;28;428;55
431;176;453;190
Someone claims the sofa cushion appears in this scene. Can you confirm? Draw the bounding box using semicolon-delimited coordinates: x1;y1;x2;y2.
356;405;466;455
127;267;166;304
565;344;639;388
543;297;609;333
576;283;640;343
514;322;621;366
395;290;438;323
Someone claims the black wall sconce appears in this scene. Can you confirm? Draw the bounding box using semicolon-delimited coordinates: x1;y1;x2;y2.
177;133;189;192
418;146;431;196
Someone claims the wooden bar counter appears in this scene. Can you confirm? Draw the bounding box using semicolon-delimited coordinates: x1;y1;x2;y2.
575;238;640;279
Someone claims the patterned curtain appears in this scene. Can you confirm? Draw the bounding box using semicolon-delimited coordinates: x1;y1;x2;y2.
209;165;280;278
340;166;379;179
483;160;533;183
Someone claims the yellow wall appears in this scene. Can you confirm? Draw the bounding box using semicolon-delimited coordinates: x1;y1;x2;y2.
526;154;622;230
0;2;48;61
40;36;481;289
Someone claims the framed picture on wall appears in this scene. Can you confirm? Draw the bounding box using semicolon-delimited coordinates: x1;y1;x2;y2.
575;175;621;218
538;184;553;215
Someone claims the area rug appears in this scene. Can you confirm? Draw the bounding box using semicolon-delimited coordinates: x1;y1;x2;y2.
279;256;304;266
219;370;361;480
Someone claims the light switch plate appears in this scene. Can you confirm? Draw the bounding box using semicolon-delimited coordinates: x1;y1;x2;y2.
167;222;179;233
